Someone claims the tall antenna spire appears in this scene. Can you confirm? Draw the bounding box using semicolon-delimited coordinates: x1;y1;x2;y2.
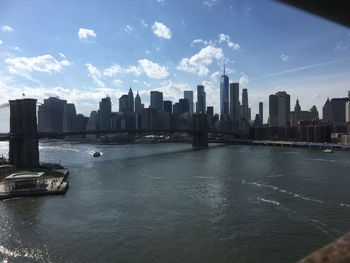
223;60;226;76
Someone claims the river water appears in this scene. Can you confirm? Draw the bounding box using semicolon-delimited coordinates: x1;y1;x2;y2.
0;141;350;262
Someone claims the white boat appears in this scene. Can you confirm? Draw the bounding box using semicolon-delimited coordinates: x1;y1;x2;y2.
323;149;333;153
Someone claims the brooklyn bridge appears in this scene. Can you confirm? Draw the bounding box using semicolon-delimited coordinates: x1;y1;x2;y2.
0;99;239;167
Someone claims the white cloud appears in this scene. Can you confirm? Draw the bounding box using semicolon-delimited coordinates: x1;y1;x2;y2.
239;73;249;87
124;25;133;34
191;38;210;47
177;45;223;76
141;19;148;27
5;54;71;77
125;66;142;76
59;53;66;58
280;54;289;62
102;59;168;80
138;59;169;79
0;40;2;44
218;33;229;43
1;25;13;32
103;64;123;77
203;0;218;8
202;80;219;113
218;33;240;50
78;28;96;41
152;21;172;39
143;81;151;88
13;46;22;52
86;63;105;88
334;41;349;51
113;79;123;87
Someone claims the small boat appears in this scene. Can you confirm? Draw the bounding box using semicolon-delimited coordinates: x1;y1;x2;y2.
93;151;102;157
323;149;333;153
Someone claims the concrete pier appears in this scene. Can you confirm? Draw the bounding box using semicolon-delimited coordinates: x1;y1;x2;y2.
9;99;39;167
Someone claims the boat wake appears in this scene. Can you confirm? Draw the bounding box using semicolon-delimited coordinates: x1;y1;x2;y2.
256;197;338;238
241;179;323;204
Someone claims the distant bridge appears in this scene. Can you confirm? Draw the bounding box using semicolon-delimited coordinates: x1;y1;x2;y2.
0;99;240;167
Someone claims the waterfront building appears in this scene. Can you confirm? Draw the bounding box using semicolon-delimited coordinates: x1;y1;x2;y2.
268;91;290;127
346;101;350;123
290;99;319;126
135;91;143;114
159;111;170;130
241;88;249;120
179;99;190;114
322;98;332;123
220;66;229;118
229;83;240;121
163;100;173;114
99;96;112;129
128;88;134;113
184;91;194;115
196;85;206;114
331;98;349;125
173;103;180;115
259;102;263;125
207;106;214;116
150;91;163;111
323;97;349;125
141;108;159;129
119;95;128;113
63;103;77;132
38;96;67;132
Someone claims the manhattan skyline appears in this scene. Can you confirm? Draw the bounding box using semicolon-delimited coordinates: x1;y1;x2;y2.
0;0;350;122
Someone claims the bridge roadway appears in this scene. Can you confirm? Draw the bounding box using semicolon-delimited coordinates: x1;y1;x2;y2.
0;129;238;142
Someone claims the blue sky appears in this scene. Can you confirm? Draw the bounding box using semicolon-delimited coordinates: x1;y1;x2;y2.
0;0;350;124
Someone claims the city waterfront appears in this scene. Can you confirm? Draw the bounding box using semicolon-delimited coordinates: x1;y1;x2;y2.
0;142;350;262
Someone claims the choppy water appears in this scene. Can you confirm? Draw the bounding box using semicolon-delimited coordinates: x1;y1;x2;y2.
1;141;350;262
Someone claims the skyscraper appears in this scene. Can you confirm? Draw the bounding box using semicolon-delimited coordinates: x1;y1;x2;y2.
220;65;229;117
38;96;67;132
179;99;190;114
128;87;134;113
163;100;172;114
63;103;77;132
259;101;263;125
229;83;240;121
322;98;332;122
99;96;112;129
268;91;290;127
184;91;194;115
242;88;249;120
150;91;163;111
119;95;129;113
196;85;206;114
135;91;142;114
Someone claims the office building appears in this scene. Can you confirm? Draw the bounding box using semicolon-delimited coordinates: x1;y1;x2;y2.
179;99;190;114
99;96;111;129
38;97;67;132
135;91;143;114
229;83;240;121
196;85;206;114
150;91;163;111
220;66;229;117
259;102;263;125
184;91;194;115
207;106;214;116
241;88;249;120
268;91;290;127
163;100;172;114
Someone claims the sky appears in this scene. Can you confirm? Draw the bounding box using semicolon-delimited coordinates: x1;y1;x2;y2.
0;0;350;126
